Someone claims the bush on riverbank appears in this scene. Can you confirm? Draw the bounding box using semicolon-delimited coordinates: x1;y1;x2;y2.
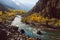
22;13;60;28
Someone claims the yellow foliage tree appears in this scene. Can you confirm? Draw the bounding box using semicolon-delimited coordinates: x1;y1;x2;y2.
0;11;2;16
26;13;43;23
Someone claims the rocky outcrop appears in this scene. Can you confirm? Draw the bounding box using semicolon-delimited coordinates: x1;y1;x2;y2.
29;0;60;19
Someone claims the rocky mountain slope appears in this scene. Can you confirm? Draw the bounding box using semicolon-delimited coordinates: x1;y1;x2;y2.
29;0;60;19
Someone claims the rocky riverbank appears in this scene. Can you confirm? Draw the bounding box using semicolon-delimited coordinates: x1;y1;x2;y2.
0;23;42;40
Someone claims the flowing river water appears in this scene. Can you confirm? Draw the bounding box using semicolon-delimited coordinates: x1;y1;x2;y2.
11;15;60;40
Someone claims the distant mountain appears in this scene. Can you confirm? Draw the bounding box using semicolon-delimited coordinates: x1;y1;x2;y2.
0;0;34;11
29;0;60;19
0;3;15;13
0;3;9;13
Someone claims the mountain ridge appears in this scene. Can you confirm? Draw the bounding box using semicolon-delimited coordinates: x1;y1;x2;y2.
0;0;33;11
29;0;60;19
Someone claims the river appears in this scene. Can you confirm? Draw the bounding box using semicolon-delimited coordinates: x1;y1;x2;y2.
11;15;60;40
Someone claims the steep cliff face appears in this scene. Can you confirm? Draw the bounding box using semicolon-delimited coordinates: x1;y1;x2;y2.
29;0;60;19
29;0;48;13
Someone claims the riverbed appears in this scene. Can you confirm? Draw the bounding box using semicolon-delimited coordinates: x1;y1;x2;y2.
11;15;60;40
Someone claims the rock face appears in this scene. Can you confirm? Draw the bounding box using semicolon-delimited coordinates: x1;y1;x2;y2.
30;0;48;13
29;0;60;19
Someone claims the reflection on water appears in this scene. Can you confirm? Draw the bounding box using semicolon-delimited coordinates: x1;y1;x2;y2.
11;15;60;40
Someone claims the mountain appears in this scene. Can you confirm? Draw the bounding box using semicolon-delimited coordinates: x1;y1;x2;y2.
29;0;60;19
29;0;48;13
0;0;34;11
0;3;9;13
0;3;15;13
